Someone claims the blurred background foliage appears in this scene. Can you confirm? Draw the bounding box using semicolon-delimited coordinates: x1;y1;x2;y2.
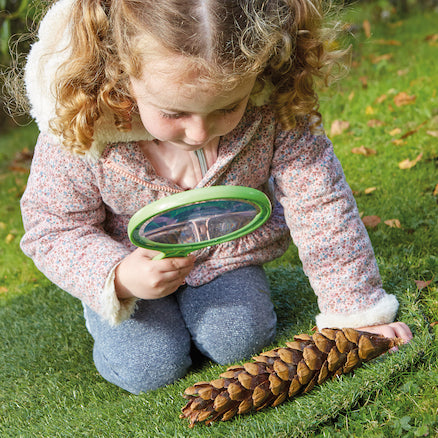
0;0;437;129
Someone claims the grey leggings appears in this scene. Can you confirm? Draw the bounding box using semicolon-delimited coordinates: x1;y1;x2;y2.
84;265;277;394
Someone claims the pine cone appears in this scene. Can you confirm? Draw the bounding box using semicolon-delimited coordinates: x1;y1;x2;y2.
180;328;402;427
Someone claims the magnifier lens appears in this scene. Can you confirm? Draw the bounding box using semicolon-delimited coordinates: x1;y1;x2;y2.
138;199;258;245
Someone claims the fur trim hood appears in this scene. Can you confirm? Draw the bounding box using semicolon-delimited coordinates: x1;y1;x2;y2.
25;0;152;161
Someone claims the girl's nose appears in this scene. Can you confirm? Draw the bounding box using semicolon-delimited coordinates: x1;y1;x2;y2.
184;115;211;144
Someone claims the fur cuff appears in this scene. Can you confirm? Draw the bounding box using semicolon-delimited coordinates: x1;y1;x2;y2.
315;294;399;330
100;263;137;326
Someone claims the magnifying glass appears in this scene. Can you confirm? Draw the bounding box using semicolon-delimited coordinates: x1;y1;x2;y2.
128;186;272;260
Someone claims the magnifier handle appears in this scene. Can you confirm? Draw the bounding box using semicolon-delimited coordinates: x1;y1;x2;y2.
152;250;192;260
152;252;166;261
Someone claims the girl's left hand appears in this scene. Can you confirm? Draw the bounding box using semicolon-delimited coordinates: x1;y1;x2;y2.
357;321;413;345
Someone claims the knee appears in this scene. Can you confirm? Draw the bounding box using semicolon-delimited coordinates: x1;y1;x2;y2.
93;342;192;394
193;305;277;365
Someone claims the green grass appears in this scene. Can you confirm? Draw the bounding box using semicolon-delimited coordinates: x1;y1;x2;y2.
1;4;437;437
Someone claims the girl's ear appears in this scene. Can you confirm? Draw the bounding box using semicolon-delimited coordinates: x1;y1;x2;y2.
249;78;274;107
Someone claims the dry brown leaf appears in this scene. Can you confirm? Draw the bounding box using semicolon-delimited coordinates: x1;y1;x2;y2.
367;119;385;127
376;94;388;104
391;139;406;146
359;76;368;88
426;130;438;138
363;19;371;38
330;120;350;137
433;184;438;196
397;69;409;76
389;21;403;29
398;153;423;169
414;279;433;290
0;287;8;294
8;165;30;174
5;234;15;244
362;215;381;228
364;187;377;194
389;128;402;136
371;54;393;64
348;91;355;101
400;121;427;139
384;219;401;228
400;129;418;140
394;92;416;107
351;145;377;156
374;39;401;46
425;34;438;43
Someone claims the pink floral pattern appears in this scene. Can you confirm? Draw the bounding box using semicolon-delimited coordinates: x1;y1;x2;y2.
21;104;390;322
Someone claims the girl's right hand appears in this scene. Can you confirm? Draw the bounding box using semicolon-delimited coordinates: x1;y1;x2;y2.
114;248;196;300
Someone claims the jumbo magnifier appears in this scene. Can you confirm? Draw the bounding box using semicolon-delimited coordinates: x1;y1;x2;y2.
128;186;271;260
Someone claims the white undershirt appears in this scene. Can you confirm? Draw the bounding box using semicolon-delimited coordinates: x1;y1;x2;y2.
139;139;219;189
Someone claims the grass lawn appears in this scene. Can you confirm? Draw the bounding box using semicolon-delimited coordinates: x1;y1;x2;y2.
1;3;437;437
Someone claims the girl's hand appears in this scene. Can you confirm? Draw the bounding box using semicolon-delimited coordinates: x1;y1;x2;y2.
114;248;195;300
357;321;413;348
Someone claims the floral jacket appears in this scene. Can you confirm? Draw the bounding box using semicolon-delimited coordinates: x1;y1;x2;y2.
20;0;399;327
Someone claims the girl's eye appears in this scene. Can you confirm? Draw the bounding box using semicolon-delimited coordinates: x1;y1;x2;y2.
219;104;240;114
159;111;186;119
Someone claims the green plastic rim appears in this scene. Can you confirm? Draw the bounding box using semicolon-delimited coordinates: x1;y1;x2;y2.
128;186;272;259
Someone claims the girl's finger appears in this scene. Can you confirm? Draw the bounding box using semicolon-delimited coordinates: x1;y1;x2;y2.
388;322;413;342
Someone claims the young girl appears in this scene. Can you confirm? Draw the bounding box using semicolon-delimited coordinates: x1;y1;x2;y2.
20;0;412;394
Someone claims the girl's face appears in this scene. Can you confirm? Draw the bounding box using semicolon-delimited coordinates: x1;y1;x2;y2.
130;56;256;151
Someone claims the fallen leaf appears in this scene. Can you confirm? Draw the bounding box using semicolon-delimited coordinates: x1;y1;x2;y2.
8;165;30;174
389;21;404;29
330;120;350;136
367;119;385;127
397;68;409;76
425;34;438;43
400;121;427;139
384;219;401;228
348;91;355;101
398;153;423;169
362;215;381;228
431;322;438;328
433;184;438;196
414;279;433;290
0;287;8;294
394;92;416;107
374;39;401;46
426;130;438;137
0;222;5;230
359;76;368;88
389;128;402;136
363;19;371;38
371;53;393;64
376;94;388;104
364;187;377;194
365;106;375;115
351;145;377;156
5;234;15;244
391;139;406;146
400;129;418;139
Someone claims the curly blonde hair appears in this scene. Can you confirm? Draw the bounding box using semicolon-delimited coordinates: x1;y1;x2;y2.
48;0;346;153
